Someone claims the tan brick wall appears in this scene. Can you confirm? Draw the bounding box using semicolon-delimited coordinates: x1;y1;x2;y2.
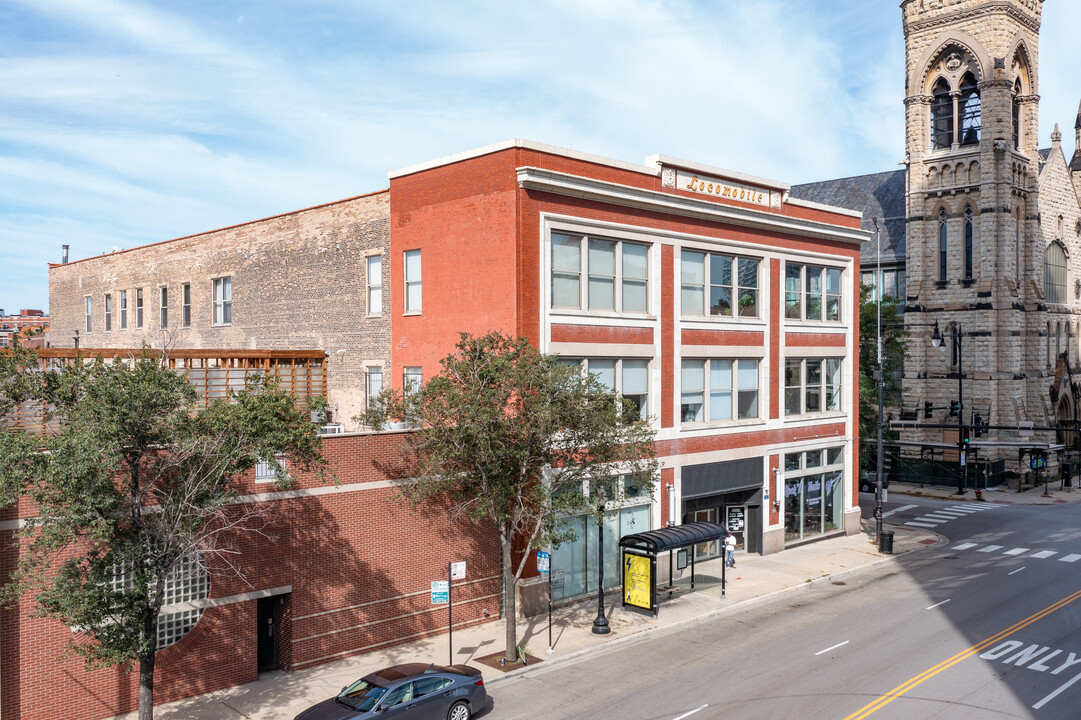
48;191;391;430
899;0;1081;461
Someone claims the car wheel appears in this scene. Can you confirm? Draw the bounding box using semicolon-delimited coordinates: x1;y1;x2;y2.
447;700;471;720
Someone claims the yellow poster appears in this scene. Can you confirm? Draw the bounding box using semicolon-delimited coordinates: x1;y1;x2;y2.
623;553;652;610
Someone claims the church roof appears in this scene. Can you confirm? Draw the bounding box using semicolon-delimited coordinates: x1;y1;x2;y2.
789;169;906;266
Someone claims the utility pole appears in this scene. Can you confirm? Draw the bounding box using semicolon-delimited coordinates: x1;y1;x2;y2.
874;218;884;543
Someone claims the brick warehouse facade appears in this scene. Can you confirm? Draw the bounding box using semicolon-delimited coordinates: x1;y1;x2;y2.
26;139;865;719
48;190;391;430
0;431;499;720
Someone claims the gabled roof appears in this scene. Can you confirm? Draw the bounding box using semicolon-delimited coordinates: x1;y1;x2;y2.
789;169;907;265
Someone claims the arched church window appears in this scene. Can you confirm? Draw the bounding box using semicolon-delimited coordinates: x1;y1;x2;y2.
1045;242;1067;304
931;78;954;150
964;206;974;280
939;210;949;281
1012;78;1022;149
959;73;980;146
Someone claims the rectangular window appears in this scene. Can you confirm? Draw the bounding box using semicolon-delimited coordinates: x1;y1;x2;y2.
212;277;232;325
785;357;843;416
85;296;92;333
365;367;383;409
255;456;283;484
682;250;758;318
786;264;843;322
136;289;144;329
119;290;127;330
403;366;422;393
551;232;650;313
683;358;759;424
181;283;191;327
104;294;112;332
562;358;650;422
159;286;168;329
367;255;382;315
404;250;422;313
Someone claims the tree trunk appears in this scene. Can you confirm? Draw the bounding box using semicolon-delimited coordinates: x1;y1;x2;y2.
138;607;157;720
501;529;517;663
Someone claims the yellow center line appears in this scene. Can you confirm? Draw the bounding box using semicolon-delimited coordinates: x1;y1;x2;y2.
844;586;1081;720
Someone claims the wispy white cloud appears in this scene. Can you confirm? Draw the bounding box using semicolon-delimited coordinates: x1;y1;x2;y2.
0;0;1075;314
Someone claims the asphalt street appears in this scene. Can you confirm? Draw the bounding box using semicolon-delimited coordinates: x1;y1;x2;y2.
483;495;1081;720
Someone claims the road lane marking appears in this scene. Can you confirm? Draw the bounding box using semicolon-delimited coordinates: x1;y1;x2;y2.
947;507;980;513
1033;670;1081;710
926;599;951;610
1008;567;1026;576
905;522;939;528
1004;548;1029;555
672;704;708;720
978;545;1004;553
1061;554;1081;563
1032;551;1058;559
882;504;917;518
952;543;978;550
815;640;850;656
923;513;958;520
842;585;1081;720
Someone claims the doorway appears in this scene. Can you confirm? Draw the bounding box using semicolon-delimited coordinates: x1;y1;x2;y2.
693;508;719;559
257;595;287;671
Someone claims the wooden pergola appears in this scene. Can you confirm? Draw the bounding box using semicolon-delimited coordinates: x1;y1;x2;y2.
2;347;328;433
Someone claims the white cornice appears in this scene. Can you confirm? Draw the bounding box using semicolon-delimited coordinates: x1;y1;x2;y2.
645;154;790;192
517;167;869;245
389;138;658;180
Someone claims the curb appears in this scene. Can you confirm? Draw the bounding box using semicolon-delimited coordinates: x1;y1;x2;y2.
487;529;944;686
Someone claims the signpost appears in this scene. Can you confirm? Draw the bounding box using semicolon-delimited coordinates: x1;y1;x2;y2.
433;561;466;666
537;550;553;654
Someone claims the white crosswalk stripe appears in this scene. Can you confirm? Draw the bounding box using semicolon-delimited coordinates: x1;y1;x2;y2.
978;545;1004;552
1032;550;1057;559
952;543;978;550
905;522;939;528
1003;548;1028;555
1060;554;1081;563
922;514;957;521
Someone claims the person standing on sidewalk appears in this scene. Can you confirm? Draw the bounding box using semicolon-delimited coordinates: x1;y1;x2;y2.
725;531;737;568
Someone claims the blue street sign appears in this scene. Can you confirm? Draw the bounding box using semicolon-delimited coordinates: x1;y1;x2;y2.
431;580;449;604
537;551;550;573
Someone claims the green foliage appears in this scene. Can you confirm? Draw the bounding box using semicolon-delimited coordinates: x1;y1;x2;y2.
0;349;326;717
359;331;657;659
858;285;907;471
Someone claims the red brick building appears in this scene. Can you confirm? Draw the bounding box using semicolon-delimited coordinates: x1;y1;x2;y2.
12;139;864;720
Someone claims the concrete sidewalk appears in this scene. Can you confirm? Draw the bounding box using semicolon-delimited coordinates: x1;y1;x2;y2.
883;479;1081;505
123;515;942;720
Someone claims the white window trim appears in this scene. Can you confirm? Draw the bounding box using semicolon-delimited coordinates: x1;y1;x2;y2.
680;250;761;320
366;255;383;317
212;277;232;326
550;232;652;315
679;357;761;426
785;263;844;323
784;357;844;417
404;250;421;314
559;357;652;423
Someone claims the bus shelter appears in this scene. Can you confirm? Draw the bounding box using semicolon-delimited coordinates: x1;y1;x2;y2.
619;521;728;616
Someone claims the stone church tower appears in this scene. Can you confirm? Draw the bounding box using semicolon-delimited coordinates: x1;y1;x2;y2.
901;0;1081;463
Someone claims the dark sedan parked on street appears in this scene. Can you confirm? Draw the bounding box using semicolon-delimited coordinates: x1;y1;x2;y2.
295;662;487;720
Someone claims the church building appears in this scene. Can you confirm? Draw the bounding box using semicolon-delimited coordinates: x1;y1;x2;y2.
792;0;1081;477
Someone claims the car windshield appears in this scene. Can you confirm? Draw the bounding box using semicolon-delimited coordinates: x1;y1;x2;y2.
337;679;387;712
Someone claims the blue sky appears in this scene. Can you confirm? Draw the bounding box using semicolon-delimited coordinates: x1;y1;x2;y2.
1;0;1078;314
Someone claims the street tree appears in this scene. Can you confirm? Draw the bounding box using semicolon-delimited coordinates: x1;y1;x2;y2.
0;350;326;720
361;331;657;663
859;283;907;474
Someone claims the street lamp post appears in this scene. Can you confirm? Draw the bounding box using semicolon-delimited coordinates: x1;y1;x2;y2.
591;499;610;635
932;321;966;494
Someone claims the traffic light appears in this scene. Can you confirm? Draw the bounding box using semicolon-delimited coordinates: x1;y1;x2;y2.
949;400;961;417
973;413;984;437
961;432;970;448
924;401;933;419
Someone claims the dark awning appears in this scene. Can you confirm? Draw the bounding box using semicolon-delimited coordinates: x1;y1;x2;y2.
619;521;727;554
682;457;762;499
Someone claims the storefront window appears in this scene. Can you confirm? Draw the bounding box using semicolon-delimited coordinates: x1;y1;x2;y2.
550;502;651;602
783;447;845;544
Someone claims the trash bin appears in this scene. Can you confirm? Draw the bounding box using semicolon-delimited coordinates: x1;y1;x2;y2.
879;530;895;554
